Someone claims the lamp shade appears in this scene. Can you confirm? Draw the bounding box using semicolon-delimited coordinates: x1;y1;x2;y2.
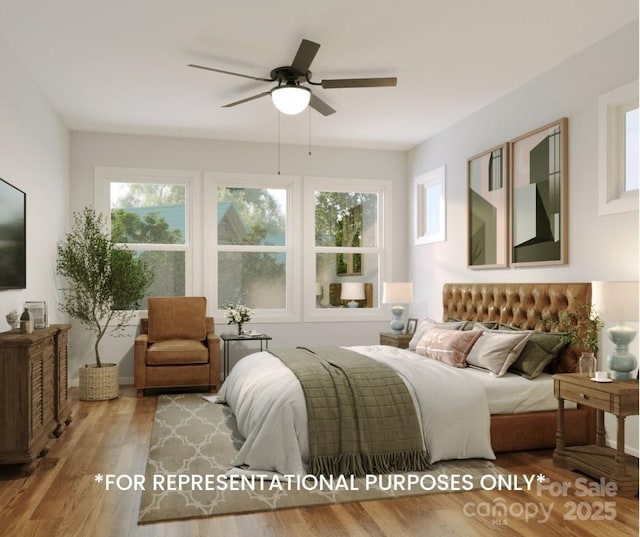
340;282;365;301
271;85;311;115
382;282;413;304
592;281;639;322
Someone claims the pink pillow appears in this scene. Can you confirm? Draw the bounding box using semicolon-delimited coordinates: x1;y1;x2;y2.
416;327;482;367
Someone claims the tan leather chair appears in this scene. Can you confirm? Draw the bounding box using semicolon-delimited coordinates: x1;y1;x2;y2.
134;296;220;397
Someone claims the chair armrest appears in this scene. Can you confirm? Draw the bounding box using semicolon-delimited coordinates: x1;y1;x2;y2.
206;332;221;390
134;334;149;389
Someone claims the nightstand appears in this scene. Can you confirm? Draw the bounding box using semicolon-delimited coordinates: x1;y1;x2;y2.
553;373;639;497
380;332;412;349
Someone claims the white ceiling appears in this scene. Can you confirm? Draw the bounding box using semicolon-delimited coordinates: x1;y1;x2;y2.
0;0;637;150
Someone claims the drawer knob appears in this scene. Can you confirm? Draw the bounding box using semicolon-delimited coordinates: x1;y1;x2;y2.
579;393;589;399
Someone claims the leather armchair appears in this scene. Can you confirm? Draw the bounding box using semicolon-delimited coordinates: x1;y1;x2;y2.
134;296;220;397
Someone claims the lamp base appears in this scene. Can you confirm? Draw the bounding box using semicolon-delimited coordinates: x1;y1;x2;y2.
347;300;359;308
606;325;637;380
390;305;405;334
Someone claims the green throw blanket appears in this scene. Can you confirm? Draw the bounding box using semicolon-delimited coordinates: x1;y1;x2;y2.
269;346;431;477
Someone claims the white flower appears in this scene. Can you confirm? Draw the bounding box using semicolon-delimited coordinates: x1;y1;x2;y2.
224;303;254;325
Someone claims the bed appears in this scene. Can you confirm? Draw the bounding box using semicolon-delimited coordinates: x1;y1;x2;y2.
215;282;596;475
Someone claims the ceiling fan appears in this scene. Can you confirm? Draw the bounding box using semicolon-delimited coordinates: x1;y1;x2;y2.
188;38;397;116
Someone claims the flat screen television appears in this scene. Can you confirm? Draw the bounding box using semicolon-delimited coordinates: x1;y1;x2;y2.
0;178;26;290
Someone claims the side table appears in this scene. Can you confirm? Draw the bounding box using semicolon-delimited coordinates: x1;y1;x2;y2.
221;333;272;380
553;373;639;497
380;332;412;349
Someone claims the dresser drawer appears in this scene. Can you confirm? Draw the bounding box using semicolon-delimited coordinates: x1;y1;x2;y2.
556;381;612;412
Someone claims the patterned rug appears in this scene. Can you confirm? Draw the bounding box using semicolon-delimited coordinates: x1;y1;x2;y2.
138;393;506;524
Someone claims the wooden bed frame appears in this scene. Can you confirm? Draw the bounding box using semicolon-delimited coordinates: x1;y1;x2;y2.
442;282;596;453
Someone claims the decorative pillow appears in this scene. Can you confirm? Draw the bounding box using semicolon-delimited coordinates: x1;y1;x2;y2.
509;332;568;379
416;328;482;367
466;331;533;376
450;318;499;331
409;318;465;351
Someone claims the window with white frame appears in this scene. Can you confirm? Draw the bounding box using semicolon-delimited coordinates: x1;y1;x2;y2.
598;81;639;215
95;167;196;310
305;178;390;320
205;173;299;321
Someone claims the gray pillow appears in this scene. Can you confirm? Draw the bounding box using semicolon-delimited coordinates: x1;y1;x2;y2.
466;331;533;376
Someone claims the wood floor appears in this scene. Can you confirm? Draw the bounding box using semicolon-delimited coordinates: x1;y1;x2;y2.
0;387;637;537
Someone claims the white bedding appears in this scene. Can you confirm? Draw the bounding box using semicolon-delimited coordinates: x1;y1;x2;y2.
215;344;495;476
461;368;577;414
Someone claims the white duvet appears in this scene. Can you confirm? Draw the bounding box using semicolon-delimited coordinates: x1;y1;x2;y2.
213;345;495;476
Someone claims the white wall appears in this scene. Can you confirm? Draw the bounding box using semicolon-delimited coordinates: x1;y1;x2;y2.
407;22;639;453
69;132;407;382
0;36;69;329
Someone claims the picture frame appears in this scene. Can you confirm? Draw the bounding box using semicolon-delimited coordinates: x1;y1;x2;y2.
510;118;568;266
406;318;418;335
467;143;509;268
415;165;446;244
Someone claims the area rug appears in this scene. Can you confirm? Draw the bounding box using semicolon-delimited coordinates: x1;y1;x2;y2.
138;393;507;524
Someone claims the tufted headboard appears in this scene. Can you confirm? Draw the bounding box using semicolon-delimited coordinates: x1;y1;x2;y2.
442;282;592;374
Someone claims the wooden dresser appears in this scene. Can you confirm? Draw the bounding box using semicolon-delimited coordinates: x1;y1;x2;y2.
0;324;71;471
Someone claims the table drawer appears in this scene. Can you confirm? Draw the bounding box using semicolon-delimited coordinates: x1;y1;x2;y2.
557;382;612;412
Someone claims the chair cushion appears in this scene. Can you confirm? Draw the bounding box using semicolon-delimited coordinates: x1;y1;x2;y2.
146;339;209;365
148;296;207;343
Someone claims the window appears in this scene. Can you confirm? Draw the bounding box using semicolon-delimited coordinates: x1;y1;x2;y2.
598;81;639;215
95;167;197;310
305;177;390;320
206;173;300;321
415;166;446;244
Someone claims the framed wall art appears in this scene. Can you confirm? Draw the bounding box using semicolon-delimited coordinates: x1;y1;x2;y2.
467;143;509;268
510;118;568;266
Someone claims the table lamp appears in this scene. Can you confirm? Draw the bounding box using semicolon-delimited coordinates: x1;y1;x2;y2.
382;282;413;334
592;281;639;380
340;282;365;308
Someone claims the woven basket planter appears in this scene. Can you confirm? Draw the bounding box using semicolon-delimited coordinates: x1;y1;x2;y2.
79;363;119;401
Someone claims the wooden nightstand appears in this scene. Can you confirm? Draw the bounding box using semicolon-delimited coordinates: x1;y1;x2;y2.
553;373;639;497
380;332;412;349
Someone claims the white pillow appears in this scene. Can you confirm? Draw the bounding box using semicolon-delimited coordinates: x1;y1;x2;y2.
408;318;465;351
466;331;533;376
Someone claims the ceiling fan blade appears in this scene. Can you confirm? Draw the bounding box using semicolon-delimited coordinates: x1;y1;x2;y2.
222;91;272;108
188;64;274;82
291;39;321;74
309;94;336;116
321;77;397;89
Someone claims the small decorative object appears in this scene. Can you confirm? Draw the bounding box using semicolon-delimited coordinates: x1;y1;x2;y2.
24;301;47;329
382;282;414;334
19;308;33;334
578;352;597;377
5;310;19;330
56;208;153;401
340;282;365;308
406;318;418;336
224;303;254;335
592;281;639;380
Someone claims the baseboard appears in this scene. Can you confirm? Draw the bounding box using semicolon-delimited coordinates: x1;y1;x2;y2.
606;439;639;458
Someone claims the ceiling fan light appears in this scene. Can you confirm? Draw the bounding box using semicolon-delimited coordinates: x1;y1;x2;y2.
271;85;311;115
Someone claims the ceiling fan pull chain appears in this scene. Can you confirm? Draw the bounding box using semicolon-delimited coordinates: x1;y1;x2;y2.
308;106;312;157
277;112;281;175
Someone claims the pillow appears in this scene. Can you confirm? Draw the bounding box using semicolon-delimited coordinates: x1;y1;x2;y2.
509;332;568;379
449;318;499;331
466;331;533;376
415;328;482;367
409;318;465;351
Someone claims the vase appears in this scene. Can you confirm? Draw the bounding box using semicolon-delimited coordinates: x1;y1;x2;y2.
578;351;597;377
237;323;243;335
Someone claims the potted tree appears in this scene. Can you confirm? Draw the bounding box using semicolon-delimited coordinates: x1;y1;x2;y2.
57;208;153;400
